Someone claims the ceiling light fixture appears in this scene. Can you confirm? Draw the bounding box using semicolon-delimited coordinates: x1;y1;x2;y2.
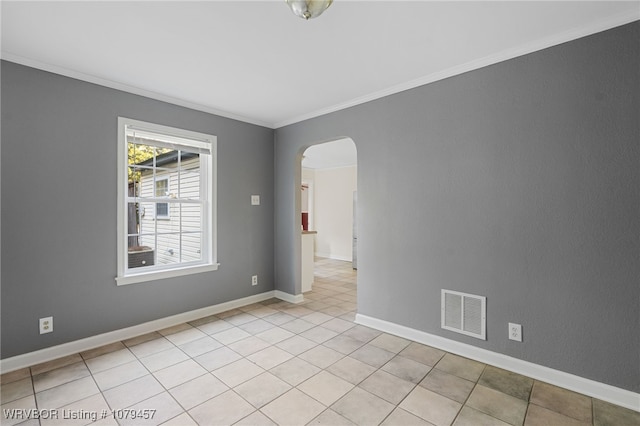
285;0;333;20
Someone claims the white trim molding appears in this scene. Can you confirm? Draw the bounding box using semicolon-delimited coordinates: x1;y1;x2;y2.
3;10;637;130
315;252;352;263
274;290;304;304
0;290;300;374
274;10;640;128
116;117;218;286
0;53;272;129
356;313;640;412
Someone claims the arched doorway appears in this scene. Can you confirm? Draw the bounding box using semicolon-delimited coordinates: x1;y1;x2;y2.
298;138;358;301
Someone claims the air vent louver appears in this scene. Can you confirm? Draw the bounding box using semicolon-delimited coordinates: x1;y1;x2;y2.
441;289;486;340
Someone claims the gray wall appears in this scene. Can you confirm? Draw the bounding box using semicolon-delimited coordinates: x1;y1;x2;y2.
274;22;639;392
1;61;275;358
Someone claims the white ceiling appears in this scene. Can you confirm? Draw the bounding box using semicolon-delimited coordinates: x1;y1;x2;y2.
1;1;638;129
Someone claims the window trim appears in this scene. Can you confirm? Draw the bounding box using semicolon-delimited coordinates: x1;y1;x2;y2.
116;117;218;285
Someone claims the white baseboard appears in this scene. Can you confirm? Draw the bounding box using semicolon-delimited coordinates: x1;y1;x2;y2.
355;313;640;412
315;252;352;262
0;290;299;374
274;290;304;304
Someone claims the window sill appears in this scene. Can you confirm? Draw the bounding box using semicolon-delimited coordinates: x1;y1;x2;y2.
116;263;220;286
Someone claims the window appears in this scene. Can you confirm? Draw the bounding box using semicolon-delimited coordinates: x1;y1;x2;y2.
155;177;170;219
117;117;218;285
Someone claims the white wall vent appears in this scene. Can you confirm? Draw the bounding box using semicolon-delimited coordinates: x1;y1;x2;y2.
441;289;486;340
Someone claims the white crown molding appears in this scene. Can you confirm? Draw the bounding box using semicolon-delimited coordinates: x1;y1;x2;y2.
274;11;640;129
2;12;638;130
0;290;293;374
0;52;273;129
356;313;640;412
304;164;358;171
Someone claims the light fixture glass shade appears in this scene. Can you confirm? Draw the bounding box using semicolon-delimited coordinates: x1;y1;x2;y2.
285;0;333;20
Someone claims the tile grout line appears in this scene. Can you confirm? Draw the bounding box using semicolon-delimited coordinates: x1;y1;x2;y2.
448;364;484;426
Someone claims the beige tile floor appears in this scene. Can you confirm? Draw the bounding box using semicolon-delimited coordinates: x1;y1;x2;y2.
2;258;639;426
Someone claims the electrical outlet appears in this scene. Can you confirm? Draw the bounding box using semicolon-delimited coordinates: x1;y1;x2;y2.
251;195;260;206
252;275;258;286
508;323;522;342
40;317;53;334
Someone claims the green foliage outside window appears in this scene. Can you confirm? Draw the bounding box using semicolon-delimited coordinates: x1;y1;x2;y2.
127;141;171;184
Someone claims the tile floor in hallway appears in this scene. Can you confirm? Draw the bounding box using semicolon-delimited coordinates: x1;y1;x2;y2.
1;257;638;426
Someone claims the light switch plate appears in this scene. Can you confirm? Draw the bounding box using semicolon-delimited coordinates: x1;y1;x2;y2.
251;195;260;205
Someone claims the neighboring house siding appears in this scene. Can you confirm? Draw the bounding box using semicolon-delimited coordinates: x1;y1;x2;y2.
138;157;202;265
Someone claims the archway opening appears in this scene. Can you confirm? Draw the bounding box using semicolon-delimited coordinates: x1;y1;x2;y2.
298;138;358;302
